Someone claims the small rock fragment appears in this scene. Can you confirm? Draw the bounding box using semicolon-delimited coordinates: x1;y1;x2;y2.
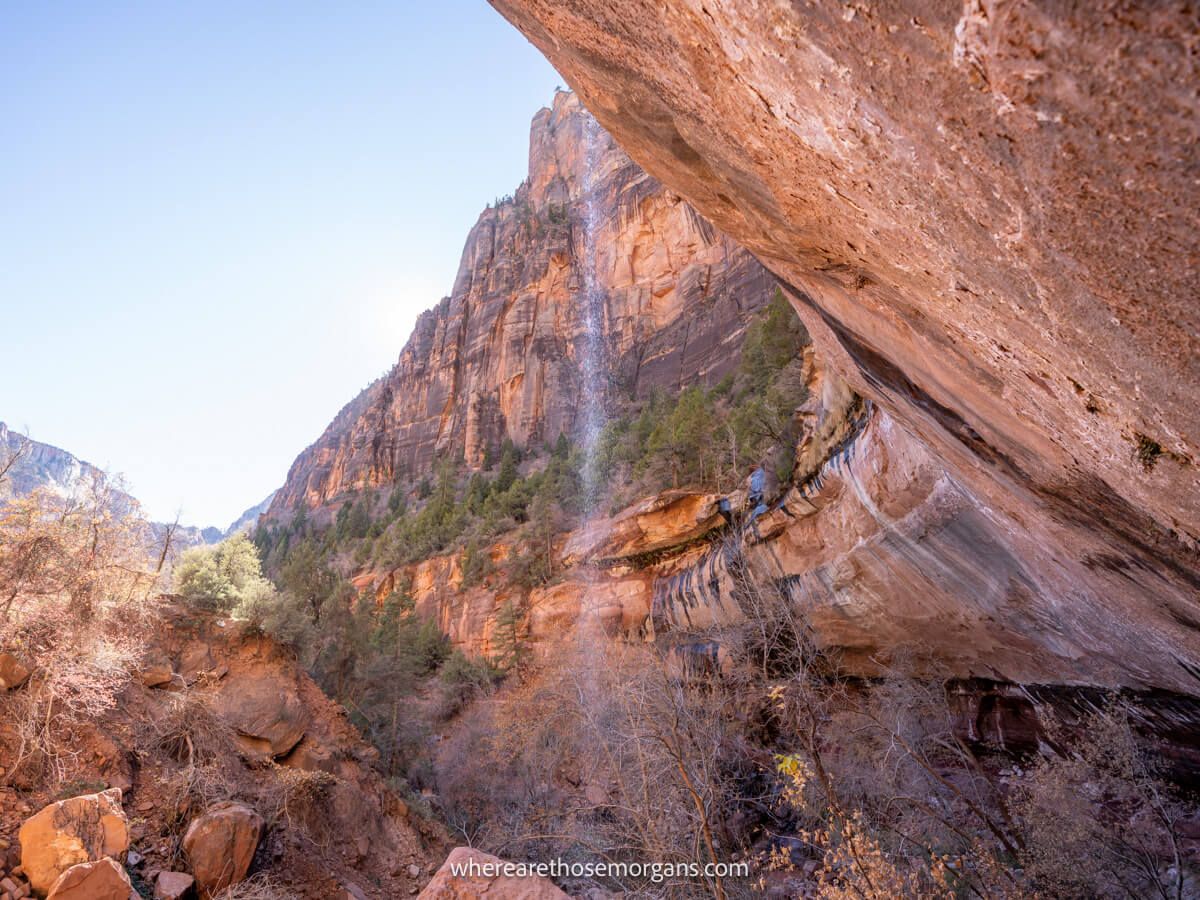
45;859;131;900
0;653;30;691
153;870;195;900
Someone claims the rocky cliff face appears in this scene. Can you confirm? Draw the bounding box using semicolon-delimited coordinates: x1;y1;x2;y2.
0;422;106;504
270;92;777;515
490;2;1200;694
223;490;277;537
0;423;222;547
355;356;1200;707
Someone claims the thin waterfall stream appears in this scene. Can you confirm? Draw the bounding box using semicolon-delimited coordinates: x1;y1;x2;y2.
577;112;608;513
574;112;610;656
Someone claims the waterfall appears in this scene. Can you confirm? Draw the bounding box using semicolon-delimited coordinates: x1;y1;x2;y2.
577;112;608;509
572;111;611;656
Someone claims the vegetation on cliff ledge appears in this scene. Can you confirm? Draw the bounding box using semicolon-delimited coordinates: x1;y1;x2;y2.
254;289;808;584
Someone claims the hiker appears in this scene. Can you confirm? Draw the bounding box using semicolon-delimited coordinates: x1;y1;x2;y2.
747;464;768;520
717;496;734;527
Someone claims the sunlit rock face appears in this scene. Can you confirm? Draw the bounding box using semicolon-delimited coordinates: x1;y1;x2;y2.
350;358;1198;693
653;400;1195;689
561;489;725;567
0;422;98;501
270;92;777;516
489;1;1200;693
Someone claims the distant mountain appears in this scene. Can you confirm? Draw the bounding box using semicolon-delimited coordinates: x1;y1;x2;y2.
0;421;106;502
146;492;277;549
170;523;225;546
0;422;222;549
223;491;277;538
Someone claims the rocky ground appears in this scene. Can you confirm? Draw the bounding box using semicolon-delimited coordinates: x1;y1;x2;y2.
0;608;448;899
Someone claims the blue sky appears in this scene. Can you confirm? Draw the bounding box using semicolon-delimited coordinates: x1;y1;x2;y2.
0;2;562;527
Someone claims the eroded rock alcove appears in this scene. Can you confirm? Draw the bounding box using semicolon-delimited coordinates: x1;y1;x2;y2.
489;0;1200;694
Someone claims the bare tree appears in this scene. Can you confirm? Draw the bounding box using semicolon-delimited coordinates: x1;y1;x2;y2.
0;468;162;788
156;511;182;574
0;427;31;489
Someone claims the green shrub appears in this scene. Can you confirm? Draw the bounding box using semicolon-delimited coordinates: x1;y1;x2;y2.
460;540;494;588
438;650;500;719
175;533;272;613
231;581;312;649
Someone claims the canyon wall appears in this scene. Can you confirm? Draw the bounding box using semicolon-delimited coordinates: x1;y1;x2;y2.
490;1;1200;693
362;359;1200;694
270;93;777;516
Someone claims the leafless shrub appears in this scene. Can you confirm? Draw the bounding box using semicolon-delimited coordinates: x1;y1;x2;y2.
136;688;242;827
161;762;239;834
435;651;581;850
261;764;339;843
1;686;56;786
142;689;238;767
581;641;744;899
566;642;744;896
0;625;143;787
730;554;1027;897
0;469;167;790
727;556;1200;899
766;677;1020;899
1011;701;1190;899
431;638;751;898
722;542;818;684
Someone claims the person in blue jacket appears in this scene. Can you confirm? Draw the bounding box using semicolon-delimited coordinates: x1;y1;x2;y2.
748;464;768;520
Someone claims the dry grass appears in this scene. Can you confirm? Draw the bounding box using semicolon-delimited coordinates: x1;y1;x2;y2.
141;689;239;768
209;873;291;900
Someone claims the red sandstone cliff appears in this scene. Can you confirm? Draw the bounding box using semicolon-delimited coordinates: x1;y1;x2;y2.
489;2;1200;694
270;93;776;516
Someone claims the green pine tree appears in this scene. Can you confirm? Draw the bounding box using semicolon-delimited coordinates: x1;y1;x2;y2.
491;598;529;674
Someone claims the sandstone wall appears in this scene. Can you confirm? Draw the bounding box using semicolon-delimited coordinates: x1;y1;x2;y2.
270;92;777;516
356;356;1200;694
490;0;1200;692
